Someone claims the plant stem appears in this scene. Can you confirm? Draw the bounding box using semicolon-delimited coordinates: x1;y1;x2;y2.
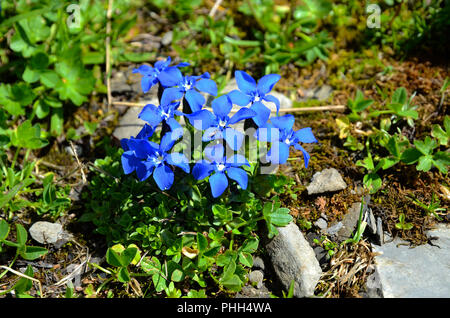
11;147;21;170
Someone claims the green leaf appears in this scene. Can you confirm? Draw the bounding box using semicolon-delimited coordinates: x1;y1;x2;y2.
121;247;138;267
238;252;253;267
106;248;123;267
16;223;28;247
220;274;243;292
270;207;293;226
40;71;61;88
392;87;407;104
414;137;437;156
0;183;24;210
401;148;422;164
83;122;98;135
14;265;34;294
416;155;433;172
21;246;48;260
431;124;449;146
117;267;130;283
10;120;48;149
196;233;208;253
0;219;10;241
50;108;64;136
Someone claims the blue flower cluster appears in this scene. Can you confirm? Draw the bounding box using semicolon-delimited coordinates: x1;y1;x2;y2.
121;57;317;197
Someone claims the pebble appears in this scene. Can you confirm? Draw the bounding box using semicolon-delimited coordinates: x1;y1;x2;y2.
29;221;69;245
248;270;264;289
306;168;347;195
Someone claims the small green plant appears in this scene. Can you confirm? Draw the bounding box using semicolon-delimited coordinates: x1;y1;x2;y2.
408;193;446;221
314;236;338;257
0;219;48;282
346;89;374;122
395;213;413;231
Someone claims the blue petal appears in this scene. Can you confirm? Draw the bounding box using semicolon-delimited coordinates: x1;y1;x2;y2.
160;131;177;152
132;65;153;75
135;124;155;140
228;90;253;106
223;128;244;151
235;71;257;95
153;165;174;190
228;107;256;125
121;151;140;174
226;154;250;167
121;138;130;151
268;142;290;164
255;124;279;143
161;87;183;106
226;167;248;189
209;172;228;198
262;94;280;114
187;110;216;130
211;95;232;119
174;62;190;68
271;114;295;131
250;102;271;127
294;127;317;144
193;160;214;180
185;89;205;113
195;79;218;96
294;143;311;168
166;152;190;173
257;74;280;95
202;127;222;142
128;139;157;159
136;161;155;181
205;143;224;163
139;104;163;127
166;118;184;140
159;67;183;87
141;76;155;93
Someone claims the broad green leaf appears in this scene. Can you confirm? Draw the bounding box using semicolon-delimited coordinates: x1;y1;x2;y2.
21;246;48;260
416;155;433;172
118;267;130;283
16;223;28;247
196;233;208;253
392;87;407;104
431;124;449;146
121;247;138;267
238;252;253;267
0;183;23;209
0;219;10;241
14;265;34;294
106;248;123;267
270;208;293;226
401;148;422;164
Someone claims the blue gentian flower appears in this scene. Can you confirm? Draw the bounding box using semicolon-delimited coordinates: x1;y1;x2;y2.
121;131;190;190
256;114;317;167
158;69;218;113
138;88;183;137
192;144;250;198
121;124;155;151
228;71;281;127
187;95;256;151
132;57;189;93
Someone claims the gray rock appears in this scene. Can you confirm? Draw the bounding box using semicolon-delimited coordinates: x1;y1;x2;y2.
252;256;265;271
360;267;383;298
313;85;333;101
306;168;347;195
371;223;450;298
335;202;363;241
314;218;328;231
325;222;343;237
376;217;384;245
110;71;132;93
248;270;264;289
265;222;322;297
366;208;377;235
235;285;271;298
29;222;71;246
161;31;173;46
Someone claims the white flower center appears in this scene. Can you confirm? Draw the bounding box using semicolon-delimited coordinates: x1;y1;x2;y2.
217;163;226;172
254;95;261;102
183;83;192;91
219;120;227;128
284;138;291;144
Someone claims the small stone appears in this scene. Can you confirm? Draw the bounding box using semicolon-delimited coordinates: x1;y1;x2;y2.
325;222;343;237
248;270;264;289
314;218;328;231
336;202;363;241
265;222;322;298
252;256;265;271
29;221;71;247
313;85;333;101
65;144;83;157
235;285;271;298
306;168;347;195
161;31;173;46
